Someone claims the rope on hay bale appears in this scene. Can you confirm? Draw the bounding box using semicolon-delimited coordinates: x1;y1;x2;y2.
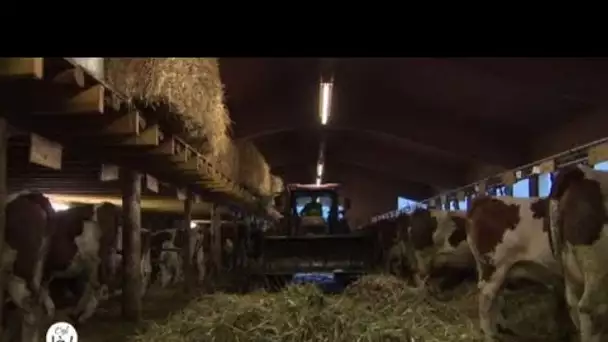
104;58;231;156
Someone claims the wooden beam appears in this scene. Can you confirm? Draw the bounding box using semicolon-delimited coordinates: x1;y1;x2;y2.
0;58;43;79
211;204;222;278
0;118;7;337
182;191;194;292
52;67;85;87
179;156;200;173
63;85;105;114
122;125;161;146
104;112;143;136
120;168;142;321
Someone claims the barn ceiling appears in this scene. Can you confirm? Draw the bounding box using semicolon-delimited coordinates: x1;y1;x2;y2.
219;58;608;199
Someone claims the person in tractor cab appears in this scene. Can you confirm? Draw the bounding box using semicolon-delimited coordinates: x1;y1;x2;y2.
299;195;327;234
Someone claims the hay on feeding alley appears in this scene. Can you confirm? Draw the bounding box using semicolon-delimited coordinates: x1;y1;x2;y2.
128;275;565;342
104;58;231;155
236;141;271;196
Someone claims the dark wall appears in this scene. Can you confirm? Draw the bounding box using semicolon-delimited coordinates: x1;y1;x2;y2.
337;174;400;228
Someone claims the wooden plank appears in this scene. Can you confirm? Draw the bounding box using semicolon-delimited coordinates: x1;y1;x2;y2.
0;58;43;79
100;164;119;181
120;168;142;321
537;160;555;174
29;133;62;170
122;125;160;146
104;112;142;136
0;118;7;338
176;188;186;200
145;174;159;193
588;143;608;165
60;85;105;114
52;67;85;87
182;191;194;292
151;138;176;156
178;156;200;173
501;171;516;186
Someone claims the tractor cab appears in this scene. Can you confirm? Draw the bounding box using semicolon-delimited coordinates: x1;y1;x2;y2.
282;183;350;236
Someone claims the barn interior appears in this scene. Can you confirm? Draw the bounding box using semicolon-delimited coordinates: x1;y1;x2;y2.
1;58;608;342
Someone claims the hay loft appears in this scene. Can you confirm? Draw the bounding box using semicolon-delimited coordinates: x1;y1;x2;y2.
105;58;231;156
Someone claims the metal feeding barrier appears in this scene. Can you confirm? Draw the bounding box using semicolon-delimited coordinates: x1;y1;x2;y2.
367;136;608;225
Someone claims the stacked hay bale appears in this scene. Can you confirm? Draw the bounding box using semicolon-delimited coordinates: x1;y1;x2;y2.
270;174;284;195
236;141;272;196
104;58;231;158
209;139;240;182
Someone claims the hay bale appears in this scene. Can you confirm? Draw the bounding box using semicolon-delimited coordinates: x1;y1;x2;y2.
205;139;240;182
259;166;272;196
237;141;270;195
104;58;231;155
270;175;284;194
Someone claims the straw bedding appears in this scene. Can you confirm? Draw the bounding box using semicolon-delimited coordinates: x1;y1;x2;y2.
129;275;562;342
104;58;231;156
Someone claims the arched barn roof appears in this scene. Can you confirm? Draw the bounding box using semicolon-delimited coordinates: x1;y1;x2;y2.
220;58;608;200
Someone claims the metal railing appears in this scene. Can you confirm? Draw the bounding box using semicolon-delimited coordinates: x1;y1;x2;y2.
365;135;608;226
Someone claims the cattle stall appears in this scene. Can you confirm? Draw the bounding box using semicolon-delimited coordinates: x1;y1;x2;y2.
361;133;608;341
0;58;272;342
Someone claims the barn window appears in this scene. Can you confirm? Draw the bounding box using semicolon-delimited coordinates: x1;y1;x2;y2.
449;201;456;211
512;178;530;198
539;173;552;197
593;161;608;171
458;200;467;210
397;197;418;210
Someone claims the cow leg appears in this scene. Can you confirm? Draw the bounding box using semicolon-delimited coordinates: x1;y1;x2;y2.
573;241;608;342
159;264;171;288
478;264;510;342
196;250;205;284
38;286;55;318
5;275;37;324
72;262;102;323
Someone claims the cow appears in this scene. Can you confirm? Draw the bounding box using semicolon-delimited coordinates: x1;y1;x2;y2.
548;165;608;342
466;195;572;342
149;224;206;288
106;225;153;299
407;208;475;291
1;191;55;342
150;229;183;288
362;215;409;276
44;202;121;324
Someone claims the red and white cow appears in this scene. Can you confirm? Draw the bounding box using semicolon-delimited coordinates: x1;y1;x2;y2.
407;208;475;291
150;229;183;288
1;191;55;342
45;202;122;323
467;195;572;342
549;165;608;342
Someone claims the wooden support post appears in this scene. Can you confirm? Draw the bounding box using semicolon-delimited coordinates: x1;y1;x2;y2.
529;174;539;197
0;118;7;338
211;204;222;277
182;191;194;292
120;168;142;321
